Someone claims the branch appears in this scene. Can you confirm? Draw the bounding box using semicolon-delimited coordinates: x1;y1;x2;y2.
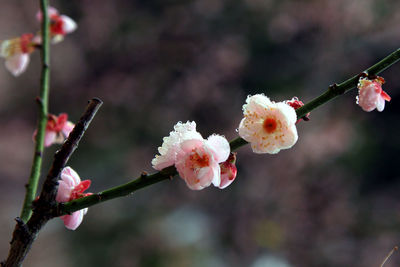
60;47;400;214
2;98;103;267
19;0;51;223
231;47;400;151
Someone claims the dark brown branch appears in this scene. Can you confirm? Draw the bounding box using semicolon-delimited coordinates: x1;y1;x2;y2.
2;98;103;267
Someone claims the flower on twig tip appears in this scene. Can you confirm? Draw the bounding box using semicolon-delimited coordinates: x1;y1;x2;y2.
36;6;77;44
33;113;74;147
285;97;310;123
152;121;231;190
56;167;92;230
356;76;391;112
238;94;298;154
0;34;37;76
218;152;237;189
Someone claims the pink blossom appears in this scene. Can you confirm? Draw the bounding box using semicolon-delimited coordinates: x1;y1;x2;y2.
0;33;36;76
152;121;202;170
56;167;92;230
36;6;77;43
238;94;298;154
33;113;75;147
152;121;231;190
356;76;391;112
218;153;237;189
175;135;230;190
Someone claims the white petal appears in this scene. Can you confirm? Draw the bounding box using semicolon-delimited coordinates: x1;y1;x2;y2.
60;15;77;33
5;53;30;76
205;135;230;163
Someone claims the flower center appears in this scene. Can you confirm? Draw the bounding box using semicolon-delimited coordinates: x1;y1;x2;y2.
263;117;277;133
189;150;210;169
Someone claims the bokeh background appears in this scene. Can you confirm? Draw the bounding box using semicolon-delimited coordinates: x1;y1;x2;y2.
1;0;400;266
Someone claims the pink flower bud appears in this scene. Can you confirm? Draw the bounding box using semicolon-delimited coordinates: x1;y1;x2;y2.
285;97;310;123
357;76;391;112
218;153;237;189
56;167;92;230
33;113;75;147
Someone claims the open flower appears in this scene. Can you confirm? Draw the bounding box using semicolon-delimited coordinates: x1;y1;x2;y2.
356;76;391;112
152;121;231;190
175;134;230;190
0;33;36;76
56;167;92;230
33;113;74;147
218;152;237;189
238;94;298;154
36;6;77;43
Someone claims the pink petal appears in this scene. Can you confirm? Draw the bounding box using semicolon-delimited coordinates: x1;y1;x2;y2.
36;6;59;21
62;121;74;138
205;135;230;163
44;131;57;147
61;210;84;230
180;139;204;153
5;53;30;76
56;180;72;202
61;166;81;186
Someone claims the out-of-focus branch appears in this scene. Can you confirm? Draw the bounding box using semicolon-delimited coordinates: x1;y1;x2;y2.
20;0;51;223
2;98;103;267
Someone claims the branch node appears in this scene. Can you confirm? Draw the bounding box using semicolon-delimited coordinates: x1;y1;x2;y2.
140;171;148;178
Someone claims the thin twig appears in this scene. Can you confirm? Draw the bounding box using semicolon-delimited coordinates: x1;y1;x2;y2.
19;0;51;223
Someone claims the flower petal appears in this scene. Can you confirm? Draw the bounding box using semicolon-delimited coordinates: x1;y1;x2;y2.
205;134;230;163
5;53;30;76
61;210;84;230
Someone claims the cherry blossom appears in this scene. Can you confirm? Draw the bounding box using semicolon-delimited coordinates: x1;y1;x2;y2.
33;113;74;147
36;6;77;43
218;153;237;189
0;33;36;76
56;167;92;230
356;76;391;112
238;94;298;154
152;121;231;190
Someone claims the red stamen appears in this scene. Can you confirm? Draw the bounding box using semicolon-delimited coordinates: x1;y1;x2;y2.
263;118;277;133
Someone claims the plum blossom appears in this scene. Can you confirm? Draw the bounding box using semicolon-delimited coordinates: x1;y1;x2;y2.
218;153;237;189
238;94;298;154
0;33;36;76
56;167;92;230
33;113;74;147
36;6;77;43
356;76;391;112
152;121;231;190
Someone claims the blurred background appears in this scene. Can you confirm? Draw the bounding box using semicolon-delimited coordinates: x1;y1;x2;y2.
1;0;400;266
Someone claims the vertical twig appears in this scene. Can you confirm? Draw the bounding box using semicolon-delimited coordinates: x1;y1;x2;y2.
20;0;51;222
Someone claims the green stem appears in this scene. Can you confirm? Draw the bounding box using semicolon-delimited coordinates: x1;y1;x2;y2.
20;0;50;223
61;47;400;215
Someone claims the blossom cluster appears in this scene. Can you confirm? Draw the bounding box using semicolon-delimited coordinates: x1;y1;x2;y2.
0;7;76;76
